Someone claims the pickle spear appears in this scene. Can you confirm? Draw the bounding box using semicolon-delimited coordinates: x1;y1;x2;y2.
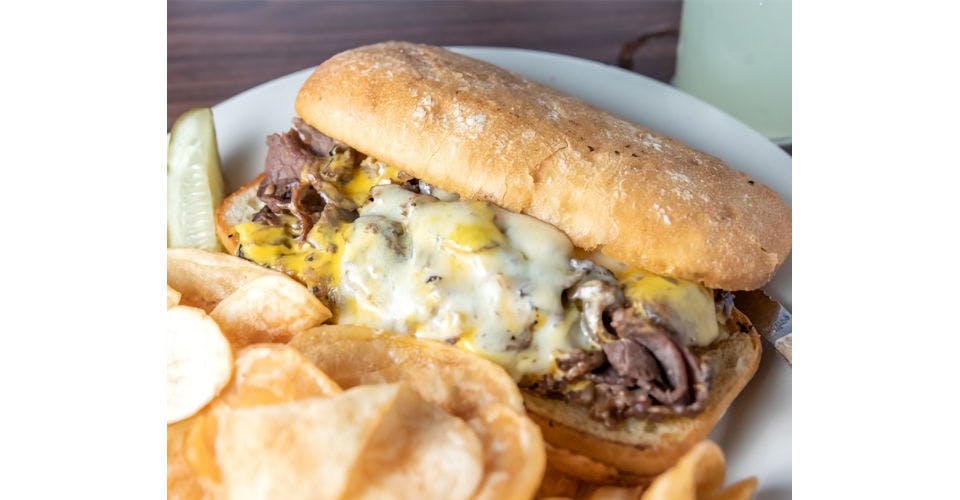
167;108;225;251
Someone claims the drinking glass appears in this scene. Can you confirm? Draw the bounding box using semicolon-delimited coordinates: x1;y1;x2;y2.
671;0;792;143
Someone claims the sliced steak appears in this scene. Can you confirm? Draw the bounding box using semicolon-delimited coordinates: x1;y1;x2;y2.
293;117;343;156
524;307;712;428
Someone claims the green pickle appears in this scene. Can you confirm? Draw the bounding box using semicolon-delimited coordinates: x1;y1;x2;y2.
167;108;226;251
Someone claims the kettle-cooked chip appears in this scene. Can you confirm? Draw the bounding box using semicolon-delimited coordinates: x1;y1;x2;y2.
167;248;281;312
182;344;343;487
167;306;233;424
342;383;484;499
468;403;546;500
215;383;484;500
578;441;758;500
222;343;342;406
210;275;331;349
289;325;544;499
289;325;524;416
639;441;754;500
215;385;398;499
704;478;759;500
168;417;213;500
167;285;182;308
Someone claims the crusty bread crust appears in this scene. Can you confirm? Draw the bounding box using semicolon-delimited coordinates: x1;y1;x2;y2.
215;174;264;255
295;42;791;290
523;309;761;482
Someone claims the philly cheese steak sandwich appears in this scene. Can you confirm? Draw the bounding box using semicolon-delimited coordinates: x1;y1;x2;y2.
215;42;792;483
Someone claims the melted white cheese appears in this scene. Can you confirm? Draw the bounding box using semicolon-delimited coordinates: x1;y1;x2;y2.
337;185;588;378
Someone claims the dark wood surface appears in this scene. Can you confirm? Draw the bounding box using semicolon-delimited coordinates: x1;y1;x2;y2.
168;0;682;129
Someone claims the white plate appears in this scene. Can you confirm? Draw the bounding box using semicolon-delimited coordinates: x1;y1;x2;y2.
211;46;792;499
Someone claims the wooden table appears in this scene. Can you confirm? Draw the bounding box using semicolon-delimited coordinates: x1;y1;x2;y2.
168;0;682;129
169;1;789;153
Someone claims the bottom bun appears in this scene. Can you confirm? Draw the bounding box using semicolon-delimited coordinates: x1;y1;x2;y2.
215;174;265;255
523;309;761;484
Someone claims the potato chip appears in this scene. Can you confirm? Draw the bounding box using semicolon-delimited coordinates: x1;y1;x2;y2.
468;403;546;500
167;285;181;308
183;411;221;486
210;275;331;349
223;343;342;406
167;306;233;424
289;325;524;416
533;440;758;500
638;441;756;500
706;478;758;500
215;383;483;500
182;344;343;487
215;386;395;499
167;248;280;312
167;417;212;500
639;441;723;499
289;325;544;499
342;383;484;499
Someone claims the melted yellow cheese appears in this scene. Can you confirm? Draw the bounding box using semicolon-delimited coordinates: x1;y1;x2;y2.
618;268;720;346
342;159;400;206
234;219;350;292
233;155;724;381
234;155;396;293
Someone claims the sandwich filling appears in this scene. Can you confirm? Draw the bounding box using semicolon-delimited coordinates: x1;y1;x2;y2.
230;120;737;426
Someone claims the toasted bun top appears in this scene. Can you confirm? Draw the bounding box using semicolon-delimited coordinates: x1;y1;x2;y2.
295;42;791;290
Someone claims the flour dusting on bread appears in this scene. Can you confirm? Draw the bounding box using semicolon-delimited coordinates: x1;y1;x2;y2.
295;41;791;290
